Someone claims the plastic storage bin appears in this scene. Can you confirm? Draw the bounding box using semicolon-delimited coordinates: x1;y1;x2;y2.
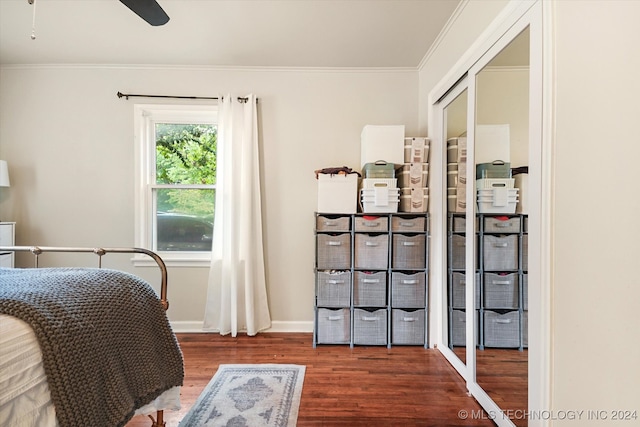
476;160;511;179
353;271;387;307
362;161;396;178
316;270;351;307
391;308;425;345
353;308;388;345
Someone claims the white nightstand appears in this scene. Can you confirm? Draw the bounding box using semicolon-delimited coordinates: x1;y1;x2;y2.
0;221;16;267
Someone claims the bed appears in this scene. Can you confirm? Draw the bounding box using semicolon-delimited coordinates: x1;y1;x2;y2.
0;246;184;427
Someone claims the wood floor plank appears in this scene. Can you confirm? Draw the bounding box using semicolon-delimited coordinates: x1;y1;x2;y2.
126;333;525;427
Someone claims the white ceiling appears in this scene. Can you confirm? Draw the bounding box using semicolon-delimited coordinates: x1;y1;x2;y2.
0;0;462;68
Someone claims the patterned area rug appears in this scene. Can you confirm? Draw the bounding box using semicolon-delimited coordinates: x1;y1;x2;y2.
178;364;306;427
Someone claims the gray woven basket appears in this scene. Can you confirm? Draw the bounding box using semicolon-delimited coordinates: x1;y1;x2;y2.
353;271;387;307
483;310;520;348
316;215;351;232
354;233;389;269
450;272;481;309
353;308;388;345
450;234;465;269
523;273;528;310
316;270;351;307
522;310;528;348
484;216;521;233
391;272;426;308
391;308;425;345
392;234;426;269
317;308;351;344
482;234;518;271
483;272;519;309
391;216;426;232
316;233;351;270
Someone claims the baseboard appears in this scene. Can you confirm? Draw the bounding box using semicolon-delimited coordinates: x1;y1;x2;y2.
170;320;314;334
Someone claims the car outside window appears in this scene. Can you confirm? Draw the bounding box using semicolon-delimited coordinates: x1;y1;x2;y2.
134;105;217;266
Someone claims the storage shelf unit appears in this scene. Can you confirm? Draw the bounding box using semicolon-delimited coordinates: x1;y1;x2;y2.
0;222;16;268
447;213;528;351
314;212;429;348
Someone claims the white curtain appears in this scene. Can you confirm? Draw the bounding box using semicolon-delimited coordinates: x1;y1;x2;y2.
203;94;271;336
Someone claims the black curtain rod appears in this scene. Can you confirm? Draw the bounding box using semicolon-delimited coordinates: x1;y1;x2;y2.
117;92;256;103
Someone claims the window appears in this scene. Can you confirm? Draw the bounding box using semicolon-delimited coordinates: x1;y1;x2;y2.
134;104;217;266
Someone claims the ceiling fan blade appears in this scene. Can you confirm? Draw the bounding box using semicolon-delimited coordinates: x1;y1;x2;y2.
119;0;169;26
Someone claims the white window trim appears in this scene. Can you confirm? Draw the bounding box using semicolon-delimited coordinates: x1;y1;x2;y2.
133;104;218;267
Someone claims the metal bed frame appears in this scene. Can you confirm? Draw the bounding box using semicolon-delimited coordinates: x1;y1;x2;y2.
0;245;172;427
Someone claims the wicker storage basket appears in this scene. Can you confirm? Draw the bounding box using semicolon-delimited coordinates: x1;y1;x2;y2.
483;310;520;348
522;310;528;348
391;309;425;345
353;308;388;345
450;272;480;309
450;309;479;346
353;271;387;307
316;308;351;344
316;233;351;270
483;272;519;309
354;233;388;269
523;273;528;310
392;234;426;269
316;215;350;232
483;216;520;233
391;215;426;232
391;272;426;308
450;234;465;269
354;215;388;232
316;270;351;307
522;233;528;271
482;234;518;271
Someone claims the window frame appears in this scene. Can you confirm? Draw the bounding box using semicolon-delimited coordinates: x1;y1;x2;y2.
133;104;218;267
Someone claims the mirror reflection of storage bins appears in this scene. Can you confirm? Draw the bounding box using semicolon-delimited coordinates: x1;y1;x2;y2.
353;271;387;307
316;271;351;307
317;308;351;344
392;234;426;269
391;272;426;308
392;309;425;345
483;310;520;348
316;233;351;270
483;234;518;270
353;308;388;345
354;233;388;269
450;272;481;309
483;272;519;309
451;309;479;346
450;234;466;270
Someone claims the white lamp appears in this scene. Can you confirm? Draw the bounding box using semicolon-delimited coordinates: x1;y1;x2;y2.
0;160;10;187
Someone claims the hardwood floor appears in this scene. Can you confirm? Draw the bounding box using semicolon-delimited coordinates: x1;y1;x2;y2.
127;333;525;427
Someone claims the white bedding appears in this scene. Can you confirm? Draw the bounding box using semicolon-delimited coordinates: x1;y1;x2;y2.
0;314;181;427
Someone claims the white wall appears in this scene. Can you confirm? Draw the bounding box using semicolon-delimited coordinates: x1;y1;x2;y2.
551;1;640;422
0;65;419;330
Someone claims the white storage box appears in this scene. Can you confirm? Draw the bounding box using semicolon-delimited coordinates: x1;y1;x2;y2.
514;172;528;214
361;125;405;168
475;124;510;165
361;178;397;189
476;178;515;189
477;188;519;214
360;188;400;213
404;137;430;163
317;173;358;214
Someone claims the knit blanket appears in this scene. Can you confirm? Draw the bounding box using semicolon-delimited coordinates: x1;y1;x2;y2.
0;267;184;427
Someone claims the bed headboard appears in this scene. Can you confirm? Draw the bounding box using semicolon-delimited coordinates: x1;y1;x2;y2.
0;246;170;310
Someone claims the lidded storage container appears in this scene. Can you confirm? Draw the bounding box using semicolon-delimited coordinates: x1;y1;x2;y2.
362;160;396;179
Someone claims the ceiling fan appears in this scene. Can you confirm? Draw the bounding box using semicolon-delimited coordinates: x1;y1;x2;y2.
119;0;170;26
27;0;170;27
